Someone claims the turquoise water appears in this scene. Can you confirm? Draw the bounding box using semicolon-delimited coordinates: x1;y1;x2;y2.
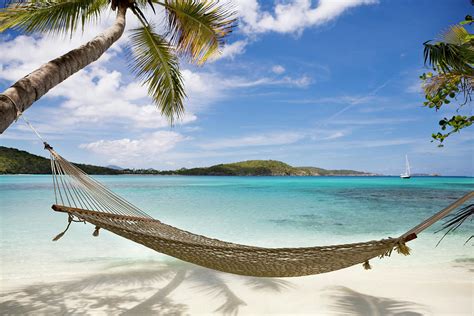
1;175;473;287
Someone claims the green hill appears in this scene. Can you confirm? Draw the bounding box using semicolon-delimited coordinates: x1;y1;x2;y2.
0;146;374;176
159;160;374;176
0;146;121;175
160;160;307;176
297;166;371;176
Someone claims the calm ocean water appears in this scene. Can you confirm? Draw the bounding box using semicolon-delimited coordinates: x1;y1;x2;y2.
1;175;473;287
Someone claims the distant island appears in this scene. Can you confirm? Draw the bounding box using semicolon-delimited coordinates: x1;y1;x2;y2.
0;146;376;176
148;160;375;176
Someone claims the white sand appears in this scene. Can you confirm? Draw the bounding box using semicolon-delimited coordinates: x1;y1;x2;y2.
1;258;472;315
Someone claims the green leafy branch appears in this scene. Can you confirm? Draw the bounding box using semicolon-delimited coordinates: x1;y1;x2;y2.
421;14;474;146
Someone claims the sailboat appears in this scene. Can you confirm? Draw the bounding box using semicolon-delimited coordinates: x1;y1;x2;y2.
400;155;411;179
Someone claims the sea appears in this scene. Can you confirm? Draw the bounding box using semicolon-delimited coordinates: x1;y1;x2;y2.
1;175;473;289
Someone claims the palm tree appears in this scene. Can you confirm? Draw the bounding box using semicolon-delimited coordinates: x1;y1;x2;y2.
0;0;236;133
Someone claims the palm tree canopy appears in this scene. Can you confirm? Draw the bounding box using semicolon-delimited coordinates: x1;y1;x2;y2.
0;0;237;123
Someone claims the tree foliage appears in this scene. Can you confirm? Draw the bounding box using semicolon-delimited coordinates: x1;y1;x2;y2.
421;15;474;145
0;146;121;174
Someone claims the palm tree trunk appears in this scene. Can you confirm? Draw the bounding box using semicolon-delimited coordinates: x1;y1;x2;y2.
0;5;128;134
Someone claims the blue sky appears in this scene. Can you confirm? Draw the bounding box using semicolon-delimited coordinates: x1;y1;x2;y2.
0;0;472;175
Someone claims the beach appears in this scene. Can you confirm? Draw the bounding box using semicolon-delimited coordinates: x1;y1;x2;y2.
1;175;473;315
1;257;472;315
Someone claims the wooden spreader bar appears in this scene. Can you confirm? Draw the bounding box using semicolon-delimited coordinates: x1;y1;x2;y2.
52;204;158;223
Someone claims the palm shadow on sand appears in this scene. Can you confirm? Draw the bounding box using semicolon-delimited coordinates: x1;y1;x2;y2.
0;260;293;315
1;260;434;315
324;286;428;316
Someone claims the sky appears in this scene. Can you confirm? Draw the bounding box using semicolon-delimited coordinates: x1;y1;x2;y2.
0;0;473;176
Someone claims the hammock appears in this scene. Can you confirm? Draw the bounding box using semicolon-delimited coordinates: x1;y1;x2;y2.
42;143;474;277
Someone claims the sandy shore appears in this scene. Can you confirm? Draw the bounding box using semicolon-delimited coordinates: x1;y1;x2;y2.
1;257;472;315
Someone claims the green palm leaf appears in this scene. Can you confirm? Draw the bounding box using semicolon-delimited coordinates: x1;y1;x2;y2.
0;0;109;35
129;25;185;123
160;0;236;64
424;25;474;74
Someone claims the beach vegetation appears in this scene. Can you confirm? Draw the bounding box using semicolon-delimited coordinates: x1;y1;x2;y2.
421;14;473;145
0;146;121;174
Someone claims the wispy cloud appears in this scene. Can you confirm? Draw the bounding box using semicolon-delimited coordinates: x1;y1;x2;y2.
224;75;312;88
200;132;305;149
282;80;391;107
199;127;349;150
330;117;418;126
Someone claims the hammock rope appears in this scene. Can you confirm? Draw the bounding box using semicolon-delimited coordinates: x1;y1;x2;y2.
8;110;474;277
43;146;474;277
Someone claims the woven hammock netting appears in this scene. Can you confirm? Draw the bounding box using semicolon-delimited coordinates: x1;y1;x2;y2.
46;145;474;277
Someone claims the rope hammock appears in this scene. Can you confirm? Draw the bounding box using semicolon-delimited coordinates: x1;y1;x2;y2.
4;100;472;277
40;143;474;277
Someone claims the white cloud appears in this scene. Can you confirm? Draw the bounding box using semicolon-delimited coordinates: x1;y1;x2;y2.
80;131;188;166
44;66;197;130
235;0;378;34
200;132;305;149
272;65;286;74
211;40;248;61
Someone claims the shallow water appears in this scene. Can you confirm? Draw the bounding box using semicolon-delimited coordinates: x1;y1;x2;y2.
1;175;473;288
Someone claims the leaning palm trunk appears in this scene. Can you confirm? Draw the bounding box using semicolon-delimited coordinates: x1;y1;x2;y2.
0;5;127;134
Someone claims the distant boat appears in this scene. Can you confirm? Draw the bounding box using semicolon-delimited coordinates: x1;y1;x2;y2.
400;155;411;179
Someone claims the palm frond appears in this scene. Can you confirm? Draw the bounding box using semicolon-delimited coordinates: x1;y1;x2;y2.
440;25;472;45
129;25;186;123
424;25;474;74
436;203;474;246
0;0;109;35
424;41;474;74
160;0;237;64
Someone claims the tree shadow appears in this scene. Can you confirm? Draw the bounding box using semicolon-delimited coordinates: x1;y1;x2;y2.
324;286;429;316
0;260;294;315
452;258;474;272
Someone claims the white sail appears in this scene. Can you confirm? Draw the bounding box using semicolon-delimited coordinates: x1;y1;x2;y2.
401;155;411;179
